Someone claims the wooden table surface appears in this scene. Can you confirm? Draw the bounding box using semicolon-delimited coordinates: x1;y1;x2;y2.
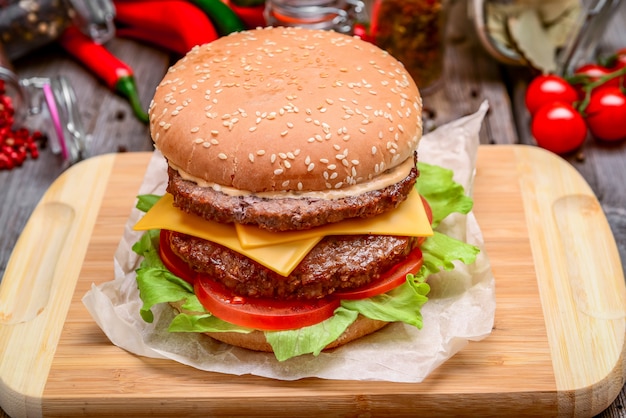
1;1;625;417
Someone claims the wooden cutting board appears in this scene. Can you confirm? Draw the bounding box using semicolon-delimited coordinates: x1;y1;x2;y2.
1;145;625;417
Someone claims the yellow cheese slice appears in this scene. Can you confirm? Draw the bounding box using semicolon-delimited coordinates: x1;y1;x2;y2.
133;193;323;276
133;190;433;277
235;190;433;248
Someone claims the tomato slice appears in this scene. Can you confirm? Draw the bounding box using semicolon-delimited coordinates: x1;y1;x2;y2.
194;277;341;331
334;247;424;300
159;230;197;285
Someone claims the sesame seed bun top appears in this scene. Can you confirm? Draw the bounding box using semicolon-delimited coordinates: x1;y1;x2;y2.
149;26;423;194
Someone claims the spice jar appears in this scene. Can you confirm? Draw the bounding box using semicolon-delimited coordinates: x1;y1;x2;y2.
0;43;27;126
264;0;366;34
0;43;88;165
371;0;448;94
0;0;115;61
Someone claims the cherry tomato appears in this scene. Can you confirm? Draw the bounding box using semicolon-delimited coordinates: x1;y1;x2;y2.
531;101;587;154
609;48;626;87
610;48;626;69
194;277;341;331
585;86;626;142
159;230;198;285
574;64;621;90
335;247;424;300
525;75;579;115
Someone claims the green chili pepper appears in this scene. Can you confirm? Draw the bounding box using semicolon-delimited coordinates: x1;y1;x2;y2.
189;0;247;35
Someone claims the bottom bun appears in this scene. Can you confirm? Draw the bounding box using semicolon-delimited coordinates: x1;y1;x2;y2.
170;301;388;353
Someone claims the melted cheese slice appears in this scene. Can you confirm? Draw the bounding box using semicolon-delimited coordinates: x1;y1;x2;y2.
133;191;432;276
134;193;322;276
235;190;433;248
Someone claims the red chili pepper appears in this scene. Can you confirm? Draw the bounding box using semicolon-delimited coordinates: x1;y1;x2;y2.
223;0;266;29
58;26;149;123
113;0;218;55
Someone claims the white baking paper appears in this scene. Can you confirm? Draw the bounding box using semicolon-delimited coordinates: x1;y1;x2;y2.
83;101;495;383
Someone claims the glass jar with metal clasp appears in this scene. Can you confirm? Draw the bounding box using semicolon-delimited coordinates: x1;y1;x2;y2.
471;0;624;75
264;0;366;34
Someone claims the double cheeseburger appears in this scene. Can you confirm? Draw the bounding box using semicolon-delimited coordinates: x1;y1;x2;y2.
133;27;476;361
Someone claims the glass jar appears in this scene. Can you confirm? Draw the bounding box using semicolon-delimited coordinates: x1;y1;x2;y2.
0;0;115;60
0;43;88;164
371;0;448;94
556;0;623;76
264;0;366;34
0;44;28;126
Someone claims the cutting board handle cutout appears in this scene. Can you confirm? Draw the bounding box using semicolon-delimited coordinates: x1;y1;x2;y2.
553;194;626;320
0;201;74;324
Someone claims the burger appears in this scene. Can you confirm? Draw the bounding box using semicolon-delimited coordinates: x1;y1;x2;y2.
132;27;478;361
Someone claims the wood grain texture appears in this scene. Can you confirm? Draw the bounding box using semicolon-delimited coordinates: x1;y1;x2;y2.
0;146;624;417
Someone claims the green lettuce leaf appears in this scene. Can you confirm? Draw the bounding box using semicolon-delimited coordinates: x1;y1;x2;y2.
416;162;474;228
169;312;254;333
265;307;359;361
131;162;480;361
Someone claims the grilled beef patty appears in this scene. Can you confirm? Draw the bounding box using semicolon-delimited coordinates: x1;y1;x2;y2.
166;156;418;232
168;231;419;300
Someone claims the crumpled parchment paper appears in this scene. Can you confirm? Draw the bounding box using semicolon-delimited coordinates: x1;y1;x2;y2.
83;101;494;383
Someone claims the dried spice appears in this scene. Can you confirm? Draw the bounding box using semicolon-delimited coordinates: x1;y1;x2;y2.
0;0;74;60
372;0;447;93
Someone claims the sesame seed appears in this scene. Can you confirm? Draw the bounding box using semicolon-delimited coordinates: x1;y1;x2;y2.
307;163;315;172
249;126;257;132
281;130;288;136
328;164;337;170
257;150;266;156
248;153;254;162
202;142;211;148
194;138;204;144
274;168;283;175
191;127;200;133
284;161;291;169
218;153;227;160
